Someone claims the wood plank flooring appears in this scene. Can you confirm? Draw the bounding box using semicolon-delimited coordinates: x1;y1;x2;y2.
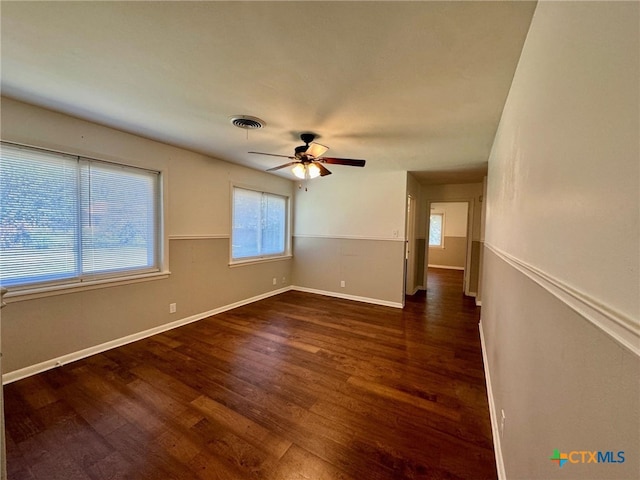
4;268;496;479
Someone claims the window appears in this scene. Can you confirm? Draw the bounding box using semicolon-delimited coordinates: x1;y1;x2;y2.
429;213;444;247
231;186;288;262
0;142;161;289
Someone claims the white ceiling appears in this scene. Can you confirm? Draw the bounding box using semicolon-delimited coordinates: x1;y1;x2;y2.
1;1;536;184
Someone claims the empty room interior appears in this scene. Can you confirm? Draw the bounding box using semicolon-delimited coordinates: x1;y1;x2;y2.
0;2;638;479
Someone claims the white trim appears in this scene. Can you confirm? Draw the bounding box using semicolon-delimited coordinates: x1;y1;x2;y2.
2;286;290;385
406;285;422;296
228;255;292;267
485;243;640;356
427;264;465;271
476;298;482;307
293;233;405;242
291;286;403;309
169;234;230;240
479;320;506;480
3;271;170;304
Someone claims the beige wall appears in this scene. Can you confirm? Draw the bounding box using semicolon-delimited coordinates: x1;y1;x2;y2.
1;98;294;376
483;2;639;478
293;169;407;240
482;249;639;479
293;167;408;306
292;237;405;307
428;236;466;269
422;183;483;240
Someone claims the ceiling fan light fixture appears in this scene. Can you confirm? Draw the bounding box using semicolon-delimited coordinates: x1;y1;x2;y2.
307;163;321;179
291;163;321;180
292;163;306;179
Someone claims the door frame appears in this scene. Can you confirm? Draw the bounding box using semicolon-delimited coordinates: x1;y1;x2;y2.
423;198;475;296
405;194;418;295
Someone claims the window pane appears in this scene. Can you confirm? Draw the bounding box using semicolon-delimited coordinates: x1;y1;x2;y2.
429;213;443;246
0;144;79;286
232;188;261;259
262;194;285;255
81;161;158;275
1;142;161;289
232;187;287;260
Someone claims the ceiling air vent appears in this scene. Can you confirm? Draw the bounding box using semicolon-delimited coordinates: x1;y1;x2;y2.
229;115;265;129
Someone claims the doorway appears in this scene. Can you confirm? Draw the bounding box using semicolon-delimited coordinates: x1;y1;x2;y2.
424;200;475;296
428;201;469;268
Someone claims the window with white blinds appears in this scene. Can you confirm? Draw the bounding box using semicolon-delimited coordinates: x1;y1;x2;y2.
0;142;161;289
231;186;288;261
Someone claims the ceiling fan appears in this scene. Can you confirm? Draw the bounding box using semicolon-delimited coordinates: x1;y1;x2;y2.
249;133;366;179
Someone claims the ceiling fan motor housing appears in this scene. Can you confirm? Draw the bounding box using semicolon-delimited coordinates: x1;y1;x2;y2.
295;133;316;160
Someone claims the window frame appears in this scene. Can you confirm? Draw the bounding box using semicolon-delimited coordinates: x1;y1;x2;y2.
229;183;291;267
429;212;445;248
0;141;167;298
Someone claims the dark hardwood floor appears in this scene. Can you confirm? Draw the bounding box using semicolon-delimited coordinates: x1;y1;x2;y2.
4;268;496;479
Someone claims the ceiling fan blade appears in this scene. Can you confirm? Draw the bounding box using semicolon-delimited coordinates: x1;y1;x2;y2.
266;161;300;172
314;162;332;177
319;157;366;167
249;151;295;159
305;142;329;159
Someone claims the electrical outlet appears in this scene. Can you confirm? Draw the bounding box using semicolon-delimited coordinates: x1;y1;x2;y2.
500;409;506;437
169;303;177;314
340;280;346;288
282;276;286;284
272;277;277;285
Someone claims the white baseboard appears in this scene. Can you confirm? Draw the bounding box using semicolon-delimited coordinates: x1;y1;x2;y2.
406;285;423;296
476;298;482;307
2;285;404;384
2;286;291;385
479;320;506;480
428;264;465;271
291;286;403;309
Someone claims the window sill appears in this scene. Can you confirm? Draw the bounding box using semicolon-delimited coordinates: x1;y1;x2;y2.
229;255;292;268
3;270;171;304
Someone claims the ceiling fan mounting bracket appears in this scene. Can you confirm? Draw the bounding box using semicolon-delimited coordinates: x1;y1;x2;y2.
300;133;316;145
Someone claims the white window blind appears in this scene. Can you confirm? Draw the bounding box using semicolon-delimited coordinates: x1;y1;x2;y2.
0;143;161;288
232;187;287;260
